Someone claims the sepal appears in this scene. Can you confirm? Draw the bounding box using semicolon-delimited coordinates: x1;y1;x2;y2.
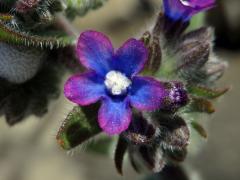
56;105;101;150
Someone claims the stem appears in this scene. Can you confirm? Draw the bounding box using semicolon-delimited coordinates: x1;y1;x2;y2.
55;13;78;37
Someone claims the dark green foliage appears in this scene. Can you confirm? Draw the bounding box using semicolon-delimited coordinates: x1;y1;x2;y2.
56;105;101;150
0;0;107;125
0;0;107;49
0;21;75;48
0;58;63;125
65;0;107;20
187;85;229;99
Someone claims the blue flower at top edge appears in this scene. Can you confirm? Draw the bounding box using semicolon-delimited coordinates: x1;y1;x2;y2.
163;0;215;22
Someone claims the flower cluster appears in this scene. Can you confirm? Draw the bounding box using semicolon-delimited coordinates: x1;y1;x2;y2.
58;0;228;175
64;30;188;135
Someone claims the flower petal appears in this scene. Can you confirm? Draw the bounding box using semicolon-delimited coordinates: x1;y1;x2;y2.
64;72;105;106
163;0;215;21
129;76;167;111
188;0;215;17
98;97;132;135
114;39;148;77
76;30;114;75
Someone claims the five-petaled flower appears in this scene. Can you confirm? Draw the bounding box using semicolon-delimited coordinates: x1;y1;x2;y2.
64;31;187;135
163;0;215;21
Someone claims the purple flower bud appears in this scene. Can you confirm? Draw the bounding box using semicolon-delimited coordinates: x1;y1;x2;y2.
162;82;188;111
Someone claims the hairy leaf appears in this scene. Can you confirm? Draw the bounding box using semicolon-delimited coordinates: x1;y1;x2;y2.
0;60;62;125
0;42;45;83
191;121;208;138
188;97;215;114
56;105;101;150
165;148;187;162
65;0;107;19
157;115;190;150
147;37;162;74
128;150;141;173
139;146;166;173
187;85;229;99
0;13;13;21
122;113;156;145
0;21;75;49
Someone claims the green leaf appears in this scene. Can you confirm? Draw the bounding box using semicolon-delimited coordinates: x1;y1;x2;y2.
65;0;107;9
0;21;75;49
187;84;229;99
188;97;215;114
191;121;208;139
56;105;102;150
65;0;107;19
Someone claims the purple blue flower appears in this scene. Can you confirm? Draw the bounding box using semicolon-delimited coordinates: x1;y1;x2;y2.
64;30;187;135
163;0;215;21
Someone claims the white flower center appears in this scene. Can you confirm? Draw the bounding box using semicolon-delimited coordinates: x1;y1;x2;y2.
104;71;131;95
